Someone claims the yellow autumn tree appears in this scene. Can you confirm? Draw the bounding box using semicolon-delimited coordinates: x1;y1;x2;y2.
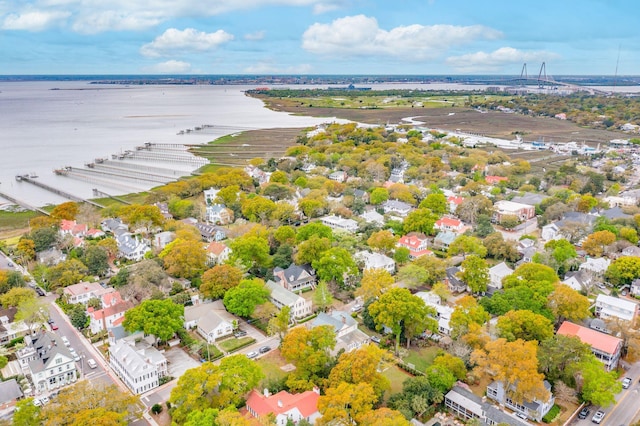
471;338;549;404
355;269;394;302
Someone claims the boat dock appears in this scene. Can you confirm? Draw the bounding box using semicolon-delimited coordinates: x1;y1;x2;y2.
15;175;105;209
0;190;50;216
91;189;131;205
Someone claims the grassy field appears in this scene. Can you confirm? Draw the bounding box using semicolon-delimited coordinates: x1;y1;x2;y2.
254;93;627;145
401;345;441;373
190;128;306;168
255;351;289;389
217;336;256;353
381;364;413;399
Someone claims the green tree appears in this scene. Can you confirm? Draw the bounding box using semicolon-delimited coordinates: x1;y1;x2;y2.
29;227;58;252
312;281;334;312
69;303;88;330
312;247;357;287
403;208;439;235
295;236;331;265
475;214;494;238
370;188;390;205
15;297;49;334
367;230;398;253
12;398;41;426
448;235;487;258
0;287;36;308
267;305;291;342
574;357;621;407
419;193;448;216
81;245;110;276
123;299;184;344
538;335;592;384
433;353;467;381
388;376;443;420
355;269;394;302
457;255;489;293
228;233;272;272
496;310;554;342
296;222;333;242
606;256;640;286
393;247;411;265
223;278;270;317
369;288;436;354
200;264;243;300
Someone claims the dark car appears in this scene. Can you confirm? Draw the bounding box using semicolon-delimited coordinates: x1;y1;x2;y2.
259;346;271;354
35;287;45;296
578;407;590;419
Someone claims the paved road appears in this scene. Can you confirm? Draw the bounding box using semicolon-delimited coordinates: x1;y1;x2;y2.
45;294;123;391
570;362;640;426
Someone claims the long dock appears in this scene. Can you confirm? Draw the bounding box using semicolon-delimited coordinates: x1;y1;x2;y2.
16;175;105;209
91;189;131;205
0;190;50;216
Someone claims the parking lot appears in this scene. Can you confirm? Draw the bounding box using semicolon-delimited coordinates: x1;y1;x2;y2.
164;347;200;377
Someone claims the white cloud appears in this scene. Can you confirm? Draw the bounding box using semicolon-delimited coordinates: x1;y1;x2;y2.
146;60;192;73
2;10;70;31
244;30;266;41
446;47;559;72
2;0;334;33
244;61;313;74
302;15;501;59
141;28;234;58
312;2;342;14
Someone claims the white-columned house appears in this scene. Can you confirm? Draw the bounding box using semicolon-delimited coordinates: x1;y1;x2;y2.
415;291;454;336
355;251;396;274
109;341;164;395
184;301;235;343
245;388;321;425
320;215;358;233
486;381;554;422
266;280;312;320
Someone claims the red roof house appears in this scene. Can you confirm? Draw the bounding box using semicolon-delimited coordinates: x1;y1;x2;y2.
246;388;321;425
485;176;508;185
397;232;432;259
434;217;469;234
556;321;623;371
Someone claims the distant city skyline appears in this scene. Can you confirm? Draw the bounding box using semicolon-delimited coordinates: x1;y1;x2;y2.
1;0;638;75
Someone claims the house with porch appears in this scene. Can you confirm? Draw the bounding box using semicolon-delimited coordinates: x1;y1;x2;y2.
0;307;29;345
355;251;396;274
320;215;358;233
205;241;231;266
273;264;316;292
63;282;113;305
309;311;370;354
488;262;513;290
434;217;469;234
184;301;235;343
382;200;413;217
595;294;638;323
557;321;623;371
109;340;166;395
486;381;554;422
493;200;535;222
205;204;234;225
445;385;529;426
266;280;312;320
397;232;432;259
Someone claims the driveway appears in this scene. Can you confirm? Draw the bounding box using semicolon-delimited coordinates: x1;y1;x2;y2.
164;347;200;378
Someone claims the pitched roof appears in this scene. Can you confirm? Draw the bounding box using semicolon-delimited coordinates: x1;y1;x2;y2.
246;389;320;418
0;379;23;404
63;281;105;296
206;241;229;256
557;321;622;354
397;233;427;249
436;217;462;227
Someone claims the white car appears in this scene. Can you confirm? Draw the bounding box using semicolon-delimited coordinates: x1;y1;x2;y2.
40;396;50;405
87;359;97;369
592;410;605;424
61;336;70;347
622;377;632;389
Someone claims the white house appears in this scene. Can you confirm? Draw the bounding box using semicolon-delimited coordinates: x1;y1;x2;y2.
203;187;220;204
205;204;234;225
360;210;385;226
355;251;396;274
0;307;29;345
205;241;231;265
579;257;611;275
116;234;150;261
488;262;513;290
493;200;535;222
266;280;312;320
109;341;164;394
541;223;561;242
397;233;432;259
562;270;593;292
246;388;321;425
319;215;358;233
382;200;413;217
486;381;554;422
184;302;235;343
595;294;638;323
16;331;77;395
632;278;640;297
63;282;113;305
557;321;623;371
415;291;454;336
310;311;370;354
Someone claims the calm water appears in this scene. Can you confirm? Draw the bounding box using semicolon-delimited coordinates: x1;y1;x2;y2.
2;80;636;207
0;81;348;206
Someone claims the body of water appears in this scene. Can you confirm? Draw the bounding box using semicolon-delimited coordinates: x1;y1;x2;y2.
0;81;348;206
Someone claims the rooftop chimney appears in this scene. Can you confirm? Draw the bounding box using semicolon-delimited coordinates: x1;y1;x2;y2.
277;400;283;408
263;388;270;397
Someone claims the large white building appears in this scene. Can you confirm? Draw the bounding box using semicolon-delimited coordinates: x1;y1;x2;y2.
109;340;167;394
595;294;638;323
319;215;358;233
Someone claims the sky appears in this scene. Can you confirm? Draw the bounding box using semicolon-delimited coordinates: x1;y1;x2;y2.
1;0;638;75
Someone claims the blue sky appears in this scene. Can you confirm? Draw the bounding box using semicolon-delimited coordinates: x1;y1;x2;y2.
1;0;638;75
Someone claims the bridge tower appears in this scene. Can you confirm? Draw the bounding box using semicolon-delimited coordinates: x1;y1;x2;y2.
537;62;547;89
520;63;528;86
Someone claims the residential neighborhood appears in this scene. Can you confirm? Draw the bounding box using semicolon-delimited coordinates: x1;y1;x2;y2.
2;120;640;426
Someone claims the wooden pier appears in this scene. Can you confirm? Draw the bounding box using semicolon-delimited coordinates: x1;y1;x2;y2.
0;190;50;216
92;189;131;205
16;175;105;209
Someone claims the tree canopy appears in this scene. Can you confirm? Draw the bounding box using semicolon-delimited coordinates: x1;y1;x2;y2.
123;298;184;343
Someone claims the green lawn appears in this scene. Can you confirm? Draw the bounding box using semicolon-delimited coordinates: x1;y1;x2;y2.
381;364;413;399
401;346;441;373
217;336;255;353
255;353;289;389
0;210;40;232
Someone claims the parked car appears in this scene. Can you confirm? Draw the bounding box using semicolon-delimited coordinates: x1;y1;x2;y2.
87;359;97;369
47;318;54;324
35;287;45;296
351;304;362;312
370;336;381;344
259;346;271;354
40;396;49;405
61;336;70;347
592;410;605;424
622;377;632;389
50;323;58;331
234;330;247;338
33;399;42;407
578;407;590;419
515;412;527;420
246;351;258;359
